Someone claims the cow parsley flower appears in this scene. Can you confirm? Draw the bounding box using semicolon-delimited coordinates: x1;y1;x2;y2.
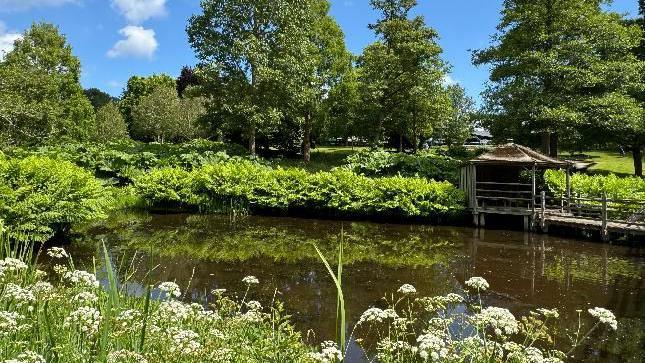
46;247;69;259
64;306;101;336
417;333;448;361
536;308;560;319
397;284;417;295
473;307;519;336
242;275;259;285
107;349;148;363
167;328;201;356
465;277;489;291
4;350;45;363
0;311;24;337
588;307;617;331
0;257;28;272
309;341;343;363
29;282;53;297
64;270;99;289
246;300;262;311
158;282;181;298
156;300;191;322
3;283;35;306
73;291;99;305
357;308;391;325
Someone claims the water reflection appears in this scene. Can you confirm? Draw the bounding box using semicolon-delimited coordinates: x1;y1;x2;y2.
62;212;644;362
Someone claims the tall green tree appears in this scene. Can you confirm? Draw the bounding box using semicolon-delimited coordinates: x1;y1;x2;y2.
358;0;450;151
187;0;317;156
0;23;94;145
474;0;644;160
84;88;117;111
288;0;352;162
120;74;175;127
93;102;129;143
436;84;476;147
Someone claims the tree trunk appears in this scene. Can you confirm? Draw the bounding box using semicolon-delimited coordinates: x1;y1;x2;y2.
413;133;419;153
248;126;256;156
633;146;643;177
541;132;551;156
549;132;559;158
398;134;404;153
303;113;312;163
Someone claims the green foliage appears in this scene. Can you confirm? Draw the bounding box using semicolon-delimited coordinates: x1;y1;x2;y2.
134;160;466;219
7;139;249;183
0;23;95;146
0;156;107;242
119;74;176;126
343;149;462;183
84;88;117;111
474;0;645;148
93;102;129;143
545;169;645;201
436;84;476;147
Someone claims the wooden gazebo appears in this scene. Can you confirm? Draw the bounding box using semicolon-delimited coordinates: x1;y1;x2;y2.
460;143;571;230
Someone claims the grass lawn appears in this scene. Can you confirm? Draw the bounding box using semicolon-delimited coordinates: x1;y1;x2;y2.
273;146;367;172
561;150;638;176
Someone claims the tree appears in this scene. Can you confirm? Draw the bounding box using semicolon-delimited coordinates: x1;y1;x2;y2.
288;0;352;162
627;0;645;176
325;66;362;143
120;74;175;127
93;102;129;143
84;88;117;111
187;0;317;155
474;0;644;159
176;66;201;98
358;0;450;151
436;84;476;147
0;23;94;145
131;85;206;143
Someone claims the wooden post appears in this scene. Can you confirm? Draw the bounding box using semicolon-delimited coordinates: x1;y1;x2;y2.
531;164;537;214
601;193;608;241
541;191;547;232
565;167;572;213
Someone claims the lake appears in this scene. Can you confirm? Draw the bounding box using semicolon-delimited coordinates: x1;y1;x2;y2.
53;212;644;362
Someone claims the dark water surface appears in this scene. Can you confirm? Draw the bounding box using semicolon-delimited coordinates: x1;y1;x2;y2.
62;212;644;362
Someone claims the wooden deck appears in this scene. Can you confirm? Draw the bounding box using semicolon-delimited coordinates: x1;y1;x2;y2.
544;212;645;236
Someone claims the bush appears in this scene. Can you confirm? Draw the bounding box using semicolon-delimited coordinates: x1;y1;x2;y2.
0;155;107;242
343;149;462;183
545;170;645;200
135;161;466;220
93;102;129;143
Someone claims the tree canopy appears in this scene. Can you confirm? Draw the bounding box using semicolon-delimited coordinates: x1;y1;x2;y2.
0;23;94;145
84;88;117;111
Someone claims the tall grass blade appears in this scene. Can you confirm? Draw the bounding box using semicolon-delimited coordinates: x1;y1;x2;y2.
312;243;346;359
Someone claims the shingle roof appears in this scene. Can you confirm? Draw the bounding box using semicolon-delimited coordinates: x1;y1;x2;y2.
471;143;569;167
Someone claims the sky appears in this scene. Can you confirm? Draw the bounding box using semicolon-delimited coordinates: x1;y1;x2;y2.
0;0;640;102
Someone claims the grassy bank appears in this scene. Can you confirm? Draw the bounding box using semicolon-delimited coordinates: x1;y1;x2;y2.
561;151;639;176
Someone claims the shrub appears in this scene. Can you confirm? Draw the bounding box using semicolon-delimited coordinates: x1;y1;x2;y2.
93;102;129;143
0;156;107;242
343;149;462;183
545;170;645;200
135;161;466;220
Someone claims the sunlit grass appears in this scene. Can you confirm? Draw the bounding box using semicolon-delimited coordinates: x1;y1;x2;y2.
561;150;639;176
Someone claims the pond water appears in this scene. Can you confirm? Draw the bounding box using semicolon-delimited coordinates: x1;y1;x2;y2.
58;212;644;362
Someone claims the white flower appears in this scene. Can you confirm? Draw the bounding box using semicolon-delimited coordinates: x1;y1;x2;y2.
417;333;448;361
116;309;142;331
246;300;262;311
465;277;489;291
46;247;69;259
309;341;343;363
0;258;28;272
472;307;519;336
107;349;148;363
3;283;35;306
29;282;53;296
73;291;99;305
211;288;226;295
397;284;417;295
64;306;101;336
156;300;191;322
356;307;392;325
4;351;45;363
167;328;201;356
64;270;99;289
157;282;181;298
0;311;24;337
536;308;559;319
588;307;618;331
242;275;259;285
53;264;68;276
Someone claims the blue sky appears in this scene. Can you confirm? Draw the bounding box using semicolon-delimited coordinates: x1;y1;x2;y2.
0;0;639;102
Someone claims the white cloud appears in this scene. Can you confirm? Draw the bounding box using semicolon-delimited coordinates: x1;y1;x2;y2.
443;74;458;86
111;0;167;24
0;21;22;60
107;25;158;59
0;0;78;12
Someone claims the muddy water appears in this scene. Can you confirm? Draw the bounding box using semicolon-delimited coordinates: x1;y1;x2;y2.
60;212;644;362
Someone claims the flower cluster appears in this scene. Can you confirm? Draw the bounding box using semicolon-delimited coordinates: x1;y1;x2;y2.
46;247;69;259
73;291;99;305
63;270;99;289
107;350;148;363
3;350;45;363
465;276;489;291
0;258;28;273
356;307;398;325
309;341;343;363
588;307;618;330
417;333;448;361
0;311;24;337
3;283;35;306
242;275;259;285
157;282;181;298
64;306;102;336
472;307;519;337
397;284;417;295
166;328;201;356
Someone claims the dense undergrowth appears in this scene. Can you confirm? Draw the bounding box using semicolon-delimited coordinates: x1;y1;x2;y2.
134;161;466;220
545;169;645;200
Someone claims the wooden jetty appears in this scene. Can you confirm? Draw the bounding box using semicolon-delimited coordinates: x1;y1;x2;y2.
460;144;645;241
